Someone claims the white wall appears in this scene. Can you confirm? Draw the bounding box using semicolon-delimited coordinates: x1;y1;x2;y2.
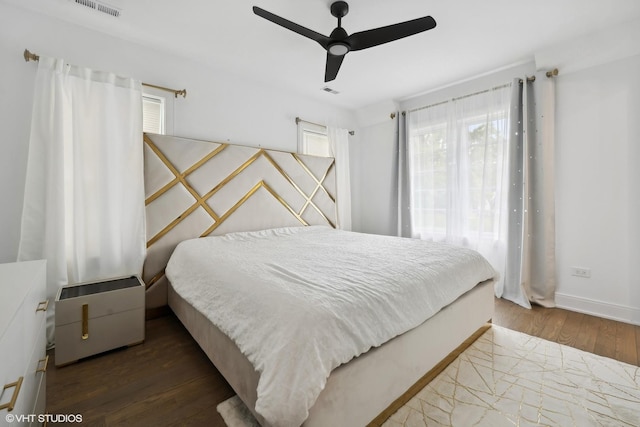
0;3;356;263
535;18;640;325
351;100;399;235
554;54;640;324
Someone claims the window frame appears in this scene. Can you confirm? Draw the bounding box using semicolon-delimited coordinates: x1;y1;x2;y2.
142;93;165;135
142;87;174;135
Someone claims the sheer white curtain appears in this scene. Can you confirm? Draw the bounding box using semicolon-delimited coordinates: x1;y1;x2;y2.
327;126;352;230
18;56;146;345
401;85;513;293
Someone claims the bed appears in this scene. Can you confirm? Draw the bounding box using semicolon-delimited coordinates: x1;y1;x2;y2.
141;133;496;426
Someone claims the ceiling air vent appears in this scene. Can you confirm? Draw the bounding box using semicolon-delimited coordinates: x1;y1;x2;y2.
322;86;340;95
73;0;121;18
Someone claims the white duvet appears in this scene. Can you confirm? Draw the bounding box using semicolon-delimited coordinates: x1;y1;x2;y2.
166;226;496;427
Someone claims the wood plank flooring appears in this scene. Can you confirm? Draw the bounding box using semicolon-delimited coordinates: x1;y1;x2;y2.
46;312;235;426
47;299;640;426
492;298;640;366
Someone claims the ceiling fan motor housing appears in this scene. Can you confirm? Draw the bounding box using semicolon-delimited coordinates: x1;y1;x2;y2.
328;26;350;55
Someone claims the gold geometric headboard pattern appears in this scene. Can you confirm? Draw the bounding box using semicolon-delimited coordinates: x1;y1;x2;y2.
143;133;337;309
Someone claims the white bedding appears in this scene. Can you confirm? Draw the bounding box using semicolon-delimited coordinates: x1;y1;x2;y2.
166;226;496;427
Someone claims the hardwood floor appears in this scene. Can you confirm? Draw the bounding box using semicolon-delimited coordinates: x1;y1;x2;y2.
492;298;640;366
47;299;640;426
46;313;235;426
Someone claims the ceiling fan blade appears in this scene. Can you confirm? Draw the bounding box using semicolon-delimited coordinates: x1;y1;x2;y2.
253;6;330;49
325;52;345;82
346;16;436;51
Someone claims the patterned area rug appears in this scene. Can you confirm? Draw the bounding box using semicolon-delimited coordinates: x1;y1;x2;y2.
217;325;640;426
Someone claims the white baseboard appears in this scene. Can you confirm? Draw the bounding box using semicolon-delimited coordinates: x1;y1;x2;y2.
555;292;640;326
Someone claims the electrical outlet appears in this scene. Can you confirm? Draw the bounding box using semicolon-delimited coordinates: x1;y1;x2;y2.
571;267;591;278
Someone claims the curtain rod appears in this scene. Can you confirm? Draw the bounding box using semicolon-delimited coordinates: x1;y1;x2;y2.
405;82;512;115
295;117;355;136
402;68;559;116
521;68;560;83
23;49;187;98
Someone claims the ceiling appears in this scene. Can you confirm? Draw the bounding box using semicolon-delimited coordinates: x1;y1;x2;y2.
7;0;640;110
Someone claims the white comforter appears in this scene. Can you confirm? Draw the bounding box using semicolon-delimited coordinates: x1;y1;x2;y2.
166;226;496;427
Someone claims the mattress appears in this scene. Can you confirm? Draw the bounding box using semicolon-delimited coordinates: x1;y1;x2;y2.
165;226;496;427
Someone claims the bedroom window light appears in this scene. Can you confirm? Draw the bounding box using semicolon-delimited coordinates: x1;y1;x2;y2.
142;94;165;134
407;84;511;243
464;116;503;236
410;116;506;239
409;121;448;237
297;121;331;157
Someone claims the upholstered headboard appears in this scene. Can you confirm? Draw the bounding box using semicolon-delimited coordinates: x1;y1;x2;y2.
142;133;337;309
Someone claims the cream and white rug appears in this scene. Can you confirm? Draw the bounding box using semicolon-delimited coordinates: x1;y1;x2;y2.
217;325;640;426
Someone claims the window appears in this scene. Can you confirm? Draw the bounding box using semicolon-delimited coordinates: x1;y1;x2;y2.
297;121;330;157
142;94;165;134
407;84;511;244
409;120;448;237
142;88;174;135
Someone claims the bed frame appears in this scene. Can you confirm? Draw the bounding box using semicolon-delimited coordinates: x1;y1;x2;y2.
142;133;494;426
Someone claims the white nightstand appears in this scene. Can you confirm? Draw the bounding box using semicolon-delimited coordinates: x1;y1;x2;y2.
54;275;145;366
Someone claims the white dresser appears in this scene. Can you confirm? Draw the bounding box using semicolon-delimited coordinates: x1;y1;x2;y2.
0;260;47;426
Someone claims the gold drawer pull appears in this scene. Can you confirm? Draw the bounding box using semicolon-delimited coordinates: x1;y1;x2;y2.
82;304;89;340
0;377;23;412
36;300;49;312
37;355;50;373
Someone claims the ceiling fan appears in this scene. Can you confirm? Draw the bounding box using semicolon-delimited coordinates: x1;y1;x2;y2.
253;1;437;82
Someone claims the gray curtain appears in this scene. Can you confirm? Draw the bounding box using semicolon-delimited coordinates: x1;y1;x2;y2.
500;79;530;307
396;112;412;237
499;72;557;308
